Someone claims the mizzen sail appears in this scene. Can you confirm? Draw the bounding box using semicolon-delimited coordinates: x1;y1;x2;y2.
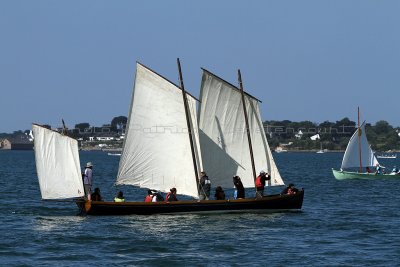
116;63;202;198
198;70;284;188
341;122;379;170
33;124;84;199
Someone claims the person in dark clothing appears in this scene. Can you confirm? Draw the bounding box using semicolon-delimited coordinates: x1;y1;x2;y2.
165;188;178;202
255;171;271;197
198;171;211;200
281;183;299;195
214;186;226;200
91;187;103;201
233;176;245;199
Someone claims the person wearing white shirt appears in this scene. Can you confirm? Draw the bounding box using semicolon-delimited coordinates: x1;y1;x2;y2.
83;162;93;200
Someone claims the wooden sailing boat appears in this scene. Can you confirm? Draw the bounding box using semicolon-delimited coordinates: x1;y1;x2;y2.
332;108;398;180
33;60;303;215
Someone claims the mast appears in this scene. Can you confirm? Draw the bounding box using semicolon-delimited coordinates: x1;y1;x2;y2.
358;107;362;173
61;119;68;135
177;58;200;195
237;69;257;186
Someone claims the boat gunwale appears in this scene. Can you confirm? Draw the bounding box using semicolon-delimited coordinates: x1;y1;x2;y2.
87;191;304;207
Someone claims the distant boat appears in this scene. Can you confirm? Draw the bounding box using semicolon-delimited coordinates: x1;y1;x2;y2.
107;153;121;156
316;142;324;154
275;147;288;153
376;154;397;159
332;108;399;180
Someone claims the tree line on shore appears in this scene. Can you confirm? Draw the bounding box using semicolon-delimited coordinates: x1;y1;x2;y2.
265;118;400;151
2;117;400;151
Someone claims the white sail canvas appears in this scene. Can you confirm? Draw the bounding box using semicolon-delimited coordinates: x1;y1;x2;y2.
33;124;84;199
116;63;202;198
198;70;284;188
341;122;379;170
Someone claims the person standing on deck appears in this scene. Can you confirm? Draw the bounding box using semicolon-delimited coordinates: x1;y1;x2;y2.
255;171;270;198
83;162;93;200
198;171;211;200
233;175;245;199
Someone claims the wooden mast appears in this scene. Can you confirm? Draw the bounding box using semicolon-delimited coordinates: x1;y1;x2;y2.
61;119;68;136
238;69;257;187
358;107;363;173
177;58;200;194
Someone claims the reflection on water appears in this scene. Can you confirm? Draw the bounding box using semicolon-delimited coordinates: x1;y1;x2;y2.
33;216;87;232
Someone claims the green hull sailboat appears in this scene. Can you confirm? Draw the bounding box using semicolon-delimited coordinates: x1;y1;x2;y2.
332;108;398;180
331;169;398;180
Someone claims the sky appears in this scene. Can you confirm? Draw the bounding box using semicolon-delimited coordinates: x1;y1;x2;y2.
1;0;399;133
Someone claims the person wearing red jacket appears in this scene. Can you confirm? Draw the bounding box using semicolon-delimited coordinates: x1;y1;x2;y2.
255;171;270;197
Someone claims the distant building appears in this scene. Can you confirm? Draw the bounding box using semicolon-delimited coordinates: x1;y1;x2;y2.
295;130;303;139
96;136;114;141
0;135;34;150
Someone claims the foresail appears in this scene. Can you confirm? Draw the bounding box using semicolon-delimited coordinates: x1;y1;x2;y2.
33;124;84;199
341;122;379;169
258;107;284;186
116;63;202;198
198;70;284;189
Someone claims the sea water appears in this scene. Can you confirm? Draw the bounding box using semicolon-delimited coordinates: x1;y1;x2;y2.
0;150;399;266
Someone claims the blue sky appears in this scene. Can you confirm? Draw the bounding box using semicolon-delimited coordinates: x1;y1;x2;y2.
1;0;399;133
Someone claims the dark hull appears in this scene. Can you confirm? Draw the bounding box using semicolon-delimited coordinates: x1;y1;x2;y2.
81;190;304;215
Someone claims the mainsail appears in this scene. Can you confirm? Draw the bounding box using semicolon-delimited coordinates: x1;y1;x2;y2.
116;63;203;198
198;69;284;188
341;122;379;170
33;124;84;199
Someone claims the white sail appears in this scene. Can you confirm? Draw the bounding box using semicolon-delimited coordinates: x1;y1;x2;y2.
198;70;284;189
116;63;202;198
341;122;379;170
33;124;84;199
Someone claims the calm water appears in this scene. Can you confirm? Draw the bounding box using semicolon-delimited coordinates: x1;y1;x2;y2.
0;151;399;266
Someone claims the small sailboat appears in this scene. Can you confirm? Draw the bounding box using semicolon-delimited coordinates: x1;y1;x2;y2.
107;153;121;156
33;60;303;215
332;108;398;180
316;142;324;154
